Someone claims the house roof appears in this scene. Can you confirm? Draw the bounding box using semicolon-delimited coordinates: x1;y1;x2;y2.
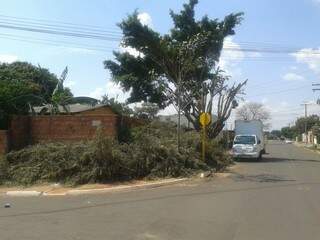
32;104;112;114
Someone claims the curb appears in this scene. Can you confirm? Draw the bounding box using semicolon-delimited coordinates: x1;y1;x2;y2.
294;142;320;155
6;190;42;197
66;178;188;196
3;178;189;197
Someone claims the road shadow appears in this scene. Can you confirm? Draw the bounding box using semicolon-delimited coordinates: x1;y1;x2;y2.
235;157;320;164
230;173;296;183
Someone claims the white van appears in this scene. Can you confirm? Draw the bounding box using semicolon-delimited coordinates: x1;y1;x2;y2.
232;120;265;160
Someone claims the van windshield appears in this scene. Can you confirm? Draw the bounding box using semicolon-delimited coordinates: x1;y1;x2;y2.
234;136;256;145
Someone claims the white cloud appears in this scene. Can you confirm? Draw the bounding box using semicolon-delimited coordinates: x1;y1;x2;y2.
119;45;143;58
290;66;298;71
261;97;269;104
64;80;76;88
88;81;130;102
64;47;96;55
106;81;131;102
292;48;320;74
247;52;262;57
219;37;244;78
0;54;18;63
159;105;177;116
138;12;153;28
89;87;105;100
282;72;305;81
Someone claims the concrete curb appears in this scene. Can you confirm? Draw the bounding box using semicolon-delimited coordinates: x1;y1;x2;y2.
6;190;42;197
3;178;189;197
66;178;188;196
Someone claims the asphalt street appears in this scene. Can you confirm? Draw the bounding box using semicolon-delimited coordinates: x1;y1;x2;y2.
1;140;320;240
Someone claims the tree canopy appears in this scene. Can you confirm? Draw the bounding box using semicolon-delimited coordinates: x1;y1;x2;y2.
236;102;271;129
0;62;63;128
295;115;320;134
105;0;246;137
0;62;97;129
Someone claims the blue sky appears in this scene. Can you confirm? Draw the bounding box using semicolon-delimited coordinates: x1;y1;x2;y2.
1;0;320;129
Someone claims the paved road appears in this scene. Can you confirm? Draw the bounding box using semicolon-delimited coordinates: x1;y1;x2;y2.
1;141;320;240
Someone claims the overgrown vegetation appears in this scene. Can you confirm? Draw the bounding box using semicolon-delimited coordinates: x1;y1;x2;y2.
0;121;231;186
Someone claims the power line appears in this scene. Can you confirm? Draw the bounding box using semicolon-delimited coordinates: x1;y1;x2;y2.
0;14;121;33
246;85;310;98
0;23;121;41
0;34;117;53
0;19;122;38
0;32;118;49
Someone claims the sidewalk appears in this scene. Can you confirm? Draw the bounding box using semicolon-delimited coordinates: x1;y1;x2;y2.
1;178;188;197
294;141;320;154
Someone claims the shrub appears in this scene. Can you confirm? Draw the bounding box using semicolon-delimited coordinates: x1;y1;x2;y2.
203;140;233;171
0;121;231;186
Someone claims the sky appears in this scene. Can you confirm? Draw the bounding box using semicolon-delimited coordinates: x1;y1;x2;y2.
1;0;320;130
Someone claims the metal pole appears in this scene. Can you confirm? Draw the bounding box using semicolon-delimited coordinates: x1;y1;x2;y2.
305;104;308;135
301;102;311;143
202;123;206;162
201;82;205;161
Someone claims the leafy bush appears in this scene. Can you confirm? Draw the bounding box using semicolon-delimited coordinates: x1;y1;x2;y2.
0;121;231;186
203;140;233;171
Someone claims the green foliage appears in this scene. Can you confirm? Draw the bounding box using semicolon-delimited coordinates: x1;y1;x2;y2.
0;62;59;102
295;115;320;134
281;126;297;139
271;130;281;138
0;62;62;129
104;0;245;136
203;140;232;171
0;121;231;186
100;95;133;115
0;62;78;128
280;115;320;140
134;102;159;119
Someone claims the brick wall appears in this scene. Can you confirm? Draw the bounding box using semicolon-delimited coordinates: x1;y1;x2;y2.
30;114;118;143
10;116;31;150
8;114;119;151
0;130;9;155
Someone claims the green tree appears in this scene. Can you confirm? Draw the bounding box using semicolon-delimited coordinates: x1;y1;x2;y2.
0;62;60;102
295;115;320;134
270;130;281;138
281;126;297;139
134;102;159;119
0;62;64;128
104;0;246;138
100;95;133;116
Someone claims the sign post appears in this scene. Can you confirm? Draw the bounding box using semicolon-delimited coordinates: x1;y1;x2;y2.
199;112;211;162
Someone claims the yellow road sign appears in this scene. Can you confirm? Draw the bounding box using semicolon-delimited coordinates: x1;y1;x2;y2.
199;112;211;126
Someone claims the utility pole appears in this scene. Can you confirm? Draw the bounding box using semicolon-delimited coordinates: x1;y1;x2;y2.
312;83;320;105
301;102;312;143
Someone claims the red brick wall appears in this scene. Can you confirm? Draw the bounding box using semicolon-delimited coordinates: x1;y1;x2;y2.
8;114;118;150
30;114;118;143
10;116;31;150
7;113;146;152
0;130;9;155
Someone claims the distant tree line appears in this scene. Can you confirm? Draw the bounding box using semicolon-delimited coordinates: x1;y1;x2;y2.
278;115;320;140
